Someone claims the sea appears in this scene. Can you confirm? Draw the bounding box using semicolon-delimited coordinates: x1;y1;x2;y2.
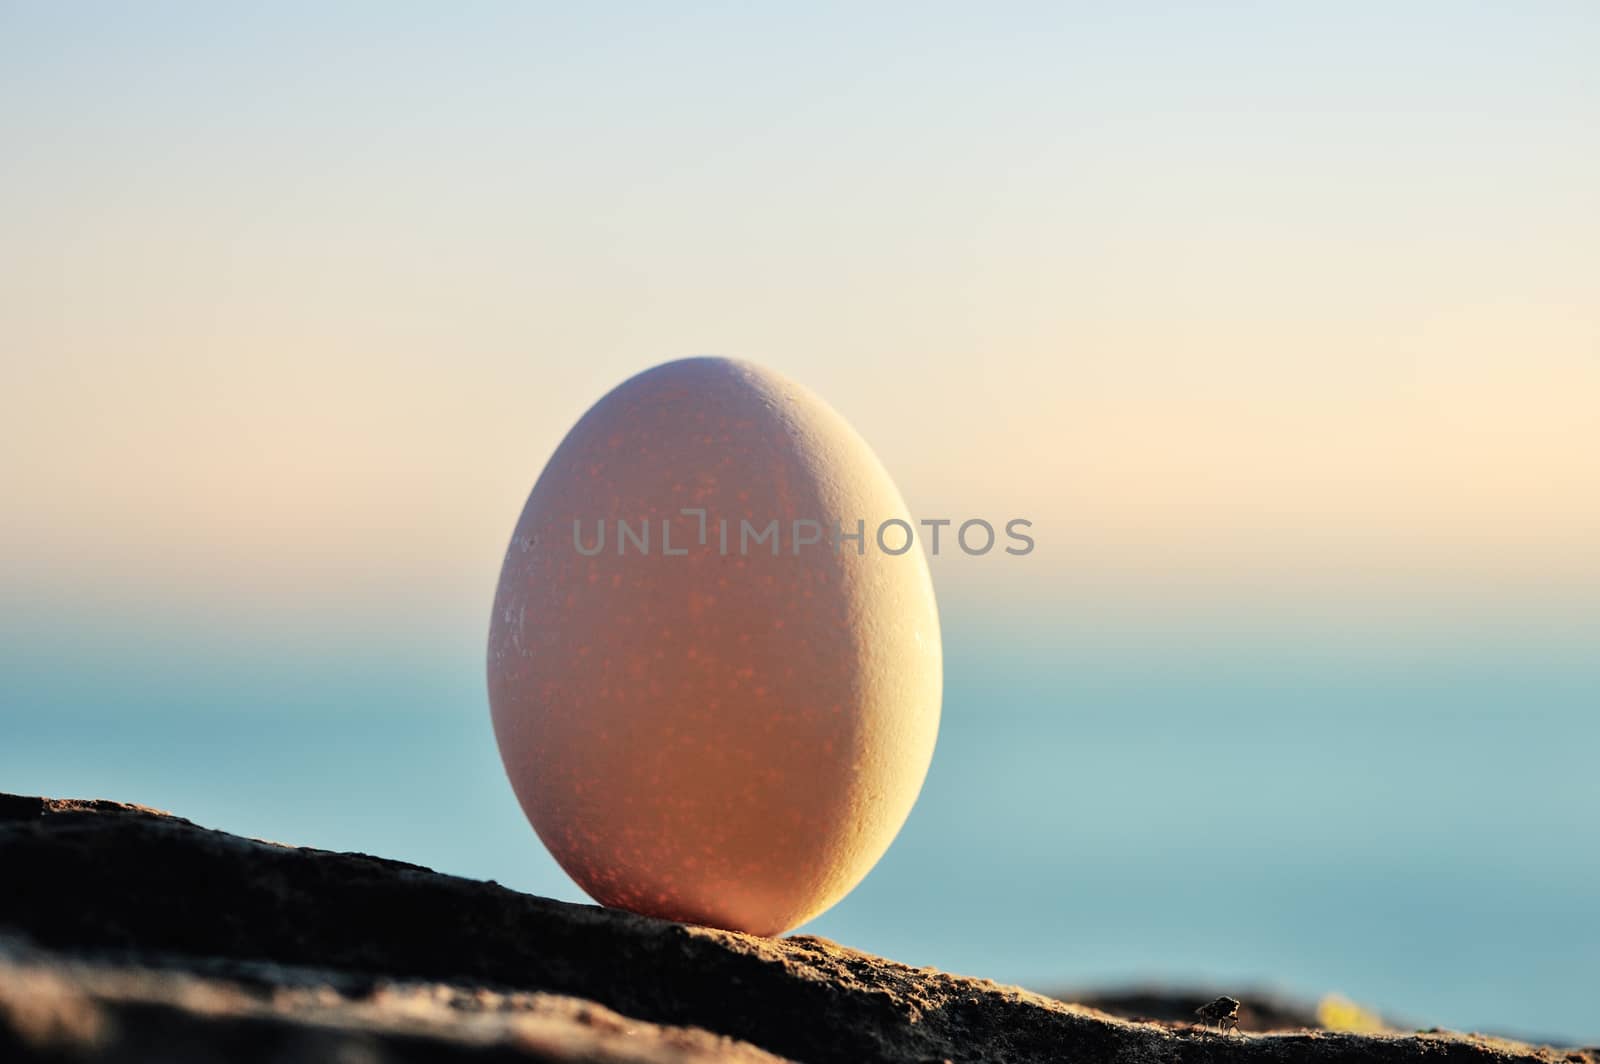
3;611;1596;1043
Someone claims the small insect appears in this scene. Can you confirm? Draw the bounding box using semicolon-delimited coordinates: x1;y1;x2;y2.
1194;995;1241;1035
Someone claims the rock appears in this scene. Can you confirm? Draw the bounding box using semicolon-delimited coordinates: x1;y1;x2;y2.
0;792;1590;1063
1056;985;1344;1031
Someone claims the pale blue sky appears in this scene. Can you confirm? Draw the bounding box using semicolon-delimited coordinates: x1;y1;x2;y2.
4;1;1597;644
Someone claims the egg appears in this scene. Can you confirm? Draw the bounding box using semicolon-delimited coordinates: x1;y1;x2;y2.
487;357;942;936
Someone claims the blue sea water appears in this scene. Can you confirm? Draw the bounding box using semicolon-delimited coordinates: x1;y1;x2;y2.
2;614;1596;1043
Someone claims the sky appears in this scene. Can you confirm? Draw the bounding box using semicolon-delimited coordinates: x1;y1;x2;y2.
3;1;1597;644
2;1;1598;1040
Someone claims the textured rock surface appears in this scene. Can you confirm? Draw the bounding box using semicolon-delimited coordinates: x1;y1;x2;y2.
0;792;1591;1063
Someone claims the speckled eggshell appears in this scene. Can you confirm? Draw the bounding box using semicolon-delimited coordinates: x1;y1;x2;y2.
487;357;941;936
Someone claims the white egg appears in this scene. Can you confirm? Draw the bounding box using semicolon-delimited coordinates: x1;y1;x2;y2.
488;357;941;935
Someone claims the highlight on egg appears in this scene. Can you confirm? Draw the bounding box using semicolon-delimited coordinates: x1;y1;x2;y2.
487;357;942;936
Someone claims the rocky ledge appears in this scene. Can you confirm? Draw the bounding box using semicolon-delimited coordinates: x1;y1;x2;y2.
0;793;1590;1063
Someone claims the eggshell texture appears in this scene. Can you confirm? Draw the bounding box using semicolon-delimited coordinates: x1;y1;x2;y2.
488;357;941;936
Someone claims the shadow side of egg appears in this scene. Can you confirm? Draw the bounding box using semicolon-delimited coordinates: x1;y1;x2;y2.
487;357;941;936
